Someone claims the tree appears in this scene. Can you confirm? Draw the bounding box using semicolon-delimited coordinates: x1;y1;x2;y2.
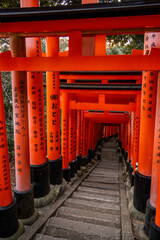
106;34;144;54
0;0;19;8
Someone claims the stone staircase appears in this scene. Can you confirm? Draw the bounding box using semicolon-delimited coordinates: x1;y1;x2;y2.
34;140;133;240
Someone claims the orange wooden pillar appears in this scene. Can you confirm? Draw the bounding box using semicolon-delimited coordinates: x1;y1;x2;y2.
87;120;92;151
133;32;158;214
103;126;105;138
144;34;160;237
106;126;108;138
21;0;50;199
82;0;98;3
27;40;50;198
88;120;93;162
129;111;135;186
92;121;95;147
127;116;131;163
134;95;141;171
92;121;96;158
129;95;141;186
85;119;89;156
10;36;36;222
149;73;160;239
113;127;115;135
69;107;75;178
76;110;82;169
124;124;128;151
80;110;84;157
121;123;126;155
0;73;20;238
80;110;85;165
61;93;70;181
72;110;78;172
46;37;62;185
109;126;112;137
94;124;98;150
82;114;87;165
107;126;110;137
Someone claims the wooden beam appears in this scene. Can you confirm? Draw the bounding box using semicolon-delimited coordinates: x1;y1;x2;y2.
0;15;160;35
0;55;160;71
70;101;136;111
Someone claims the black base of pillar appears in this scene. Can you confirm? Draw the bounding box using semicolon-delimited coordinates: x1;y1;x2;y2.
126;159;131;172
97;153;101;161
122;148;125;156
63;167;70;182
14;186;34;219
74;159;78;174
0;197;19;238
124;151;128;162
88;149;93;162
30;161;50;198
144;199;156;236
76;155;81;170
49;157;63;185
149;217;160;240
81;157;87;166
97;146;101;152
95;146;98;153
86;155;90;164
69;161;75;178
119;141;122;149
133;170;151;213
92;150;96;158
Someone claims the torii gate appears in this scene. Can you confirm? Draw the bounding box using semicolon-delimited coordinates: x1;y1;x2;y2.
0;0;160;239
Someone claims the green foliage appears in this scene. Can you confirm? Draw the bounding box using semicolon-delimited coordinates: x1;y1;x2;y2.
0;0;19;8
106;45;123;55
0;0;81;8
106;34;144;54
40;0;81;6
1;72;14;161
0;38;14;161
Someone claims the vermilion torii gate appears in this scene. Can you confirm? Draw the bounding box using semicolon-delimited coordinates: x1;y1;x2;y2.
0;0;160;239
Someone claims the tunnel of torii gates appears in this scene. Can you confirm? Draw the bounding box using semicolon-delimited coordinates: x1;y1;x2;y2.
1;0;160;239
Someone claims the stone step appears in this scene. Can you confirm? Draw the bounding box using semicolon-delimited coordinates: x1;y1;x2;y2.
86;176;119;184
92;170;119;174
57;206;121;228
96;163;119;166
77;186;119;196
95;165;119;170
100;160;118;163
99;158;118;162
81;181;119;191
97;164;119;169
91;171;119;177
89;173;118;179
44;217;121;240
72;191;120;203
34;234;68;240
64;198;120;213
93;164;118;167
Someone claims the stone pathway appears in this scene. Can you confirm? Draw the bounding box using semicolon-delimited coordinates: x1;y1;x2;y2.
34;140;134;240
